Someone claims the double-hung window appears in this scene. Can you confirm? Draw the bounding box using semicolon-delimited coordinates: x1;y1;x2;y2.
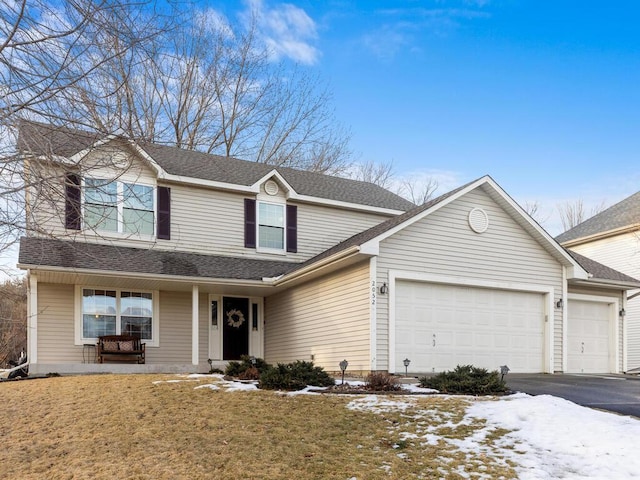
78;288;157;345
83;178;154;235
84;179;118;232
258;202;285;250
123;183;154;235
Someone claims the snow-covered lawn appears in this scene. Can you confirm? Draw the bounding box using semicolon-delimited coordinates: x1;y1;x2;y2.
167;374;640;479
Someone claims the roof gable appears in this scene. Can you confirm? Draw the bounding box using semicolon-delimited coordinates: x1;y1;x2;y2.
556;191;640;245
18;121;415;212
294;176;590;280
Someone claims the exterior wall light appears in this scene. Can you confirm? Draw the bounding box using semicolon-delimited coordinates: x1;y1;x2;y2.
339;359;348;385
555;298;563;309
380;283;388;294
620;308;626;317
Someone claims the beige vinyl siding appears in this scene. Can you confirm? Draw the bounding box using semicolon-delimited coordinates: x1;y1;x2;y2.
570;234;640;370
376;188;564;371
264;261;371;372
162;183;389;262
37;283;79;363
28;143;392;262
148;291;192;364
36;284;201;366
26;163;71;238
28;144;159;241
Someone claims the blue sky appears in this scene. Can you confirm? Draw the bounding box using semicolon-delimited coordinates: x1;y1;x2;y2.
215;0;640;234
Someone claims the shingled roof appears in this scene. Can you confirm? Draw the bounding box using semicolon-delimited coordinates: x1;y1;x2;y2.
556;191;640;244
18;121;415;212
566;249;640;286
19;237;298;281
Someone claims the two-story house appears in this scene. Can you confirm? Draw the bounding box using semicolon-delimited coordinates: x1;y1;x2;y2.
557;193;640;371
17;121;640;375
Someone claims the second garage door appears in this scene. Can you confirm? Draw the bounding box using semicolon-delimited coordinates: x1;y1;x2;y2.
567;299;612;374
394;281;546;373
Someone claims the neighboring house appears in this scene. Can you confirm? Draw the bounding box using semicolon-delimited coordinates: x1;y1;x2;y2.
17;122;640;375
557;193;640;371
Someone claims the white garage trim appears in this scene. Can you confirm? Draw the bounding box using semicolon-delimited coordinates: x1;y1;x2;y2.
388;270;555;374
369;256;378;371
566;293;619;374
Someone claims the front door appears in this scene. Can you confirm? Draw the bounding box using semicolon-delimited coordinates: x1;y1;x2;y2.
223;297;249;360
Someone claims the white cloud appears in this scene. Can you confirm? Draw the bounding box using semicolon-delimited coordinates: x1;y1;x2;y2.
361;7;490;60
243;0;320;65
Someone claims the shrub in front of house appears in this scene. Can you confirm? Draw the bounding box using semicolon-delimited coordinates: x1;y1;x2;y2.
364;371;402;391
225;355;270;378
259;360;335;391
419;364;508;395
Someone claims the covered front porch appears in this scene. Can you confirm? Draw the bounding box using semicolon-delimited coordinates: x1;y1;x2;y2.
25;269;274;375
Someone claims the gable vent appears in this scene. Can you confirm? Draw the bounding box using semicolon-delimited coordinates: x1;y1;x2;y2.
264;180;279;196
468;207;489;233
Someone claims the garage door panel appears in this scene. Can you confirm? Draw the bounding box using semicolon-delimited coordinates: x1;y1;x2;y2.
395;281;545;373
567;299;611;374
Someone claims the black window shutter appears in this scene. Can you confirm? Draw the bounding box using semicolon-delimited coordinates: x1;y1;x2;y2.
244;198;256;248
157;186;171;240
65;173;81;230
286;204;297;253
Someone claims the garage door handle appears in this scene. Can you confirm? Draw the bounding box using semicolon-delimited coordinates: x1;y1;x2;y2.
433;334;436;347
581;342;584;353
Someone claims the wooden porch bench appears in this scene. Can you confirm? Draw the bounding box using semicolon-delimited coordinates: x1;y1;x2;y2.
97;335;145;364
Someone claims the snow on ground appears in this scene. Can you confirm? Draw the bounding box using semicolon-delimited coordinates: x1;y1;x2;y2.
467;393;640;479
348;392;640;480
157;375;640;479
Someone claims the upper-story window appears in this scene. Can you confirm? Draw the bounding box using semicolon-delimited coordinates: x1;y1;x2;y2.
83;178;154;235
244;198;297;254
258;202;285;250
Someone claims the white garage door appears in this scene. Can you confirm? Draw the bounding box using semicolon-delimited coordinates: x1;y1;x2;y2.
567;299;612;373
395;281;545;373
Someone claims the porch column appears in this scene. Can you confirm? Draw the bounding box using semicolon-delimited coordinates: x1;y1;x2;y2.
28;273;38;363
192;285;199;366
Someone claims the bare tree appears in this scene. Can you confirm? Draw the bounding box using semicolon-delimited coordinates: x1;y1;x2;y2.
349;159;395;189
557;199;608;231
71;9;352;174
0;1;166;268
0;278;27;367
1;2;353;270
397;176;439;205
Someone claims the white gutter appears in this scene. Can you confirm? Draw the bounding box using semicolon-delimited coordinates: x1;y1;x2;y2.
273;246;363;287
17;263;273;288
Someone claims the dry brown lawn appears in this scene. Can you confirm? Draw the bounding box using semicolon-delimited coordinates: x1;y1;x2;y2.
0;374;518;479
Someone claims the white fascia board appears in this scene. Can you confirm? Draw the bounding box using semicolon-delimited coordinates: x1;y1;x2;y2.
128;143;405;215
68;136;167;178
360;176;492;252
273;246;363;286
127;142;169;177
17;263;273;288
481;177;590;277
289;193;404;215
560;224;640;248
570;278;640;290
251;169;296;195
69;134;119;163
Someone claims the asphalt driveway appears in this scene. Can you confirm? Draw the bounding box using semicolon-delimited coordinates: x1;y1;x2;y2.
506;373;640;418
